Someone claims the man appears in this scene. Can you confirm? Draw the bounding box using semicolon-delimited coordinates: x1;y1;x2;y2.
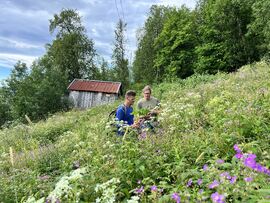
137;85;160;111
116;90;139;135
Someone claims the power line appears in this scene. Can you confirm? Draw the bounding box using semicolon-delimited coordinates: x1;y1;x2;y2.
120;0;125;21
114;0;121;20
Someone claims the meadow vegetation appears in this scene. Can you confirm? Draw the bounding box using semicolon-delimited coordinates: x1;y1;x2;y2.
0;62;270;202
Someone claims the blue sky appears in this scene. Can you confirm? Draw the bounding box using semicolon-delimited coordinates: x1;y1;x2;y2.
0;0;196;82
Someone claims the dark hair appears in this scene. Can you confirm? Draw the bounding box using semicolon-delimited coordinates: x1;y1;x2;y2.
125;90;136;97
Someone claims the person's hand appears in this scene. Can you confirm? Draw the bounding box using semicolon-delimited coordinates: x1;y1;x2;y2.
131;121;140;128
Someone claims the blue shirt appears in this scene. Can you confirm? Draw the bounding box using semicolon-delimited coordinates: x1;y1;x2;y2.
116;104;134;125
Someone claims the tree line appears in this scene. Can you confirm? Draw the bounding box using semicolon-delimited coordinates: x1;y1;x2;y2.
133;0;270;83
1;0;270;126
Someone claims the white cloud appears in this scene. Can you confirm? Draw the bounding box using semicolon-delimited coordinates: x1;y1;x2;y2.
0;37;42;49
0;53;38;68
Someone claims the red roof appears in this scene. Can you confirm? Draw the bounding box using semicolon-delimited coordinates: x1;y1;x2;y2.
67;79;122;94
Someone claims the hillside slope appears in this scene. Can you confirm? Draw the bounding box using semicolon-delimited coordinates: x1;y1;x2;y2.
0;62;270;202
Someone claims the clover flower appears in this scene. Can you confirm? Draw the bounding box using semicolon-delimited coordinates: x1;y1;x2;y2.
203;164;208;171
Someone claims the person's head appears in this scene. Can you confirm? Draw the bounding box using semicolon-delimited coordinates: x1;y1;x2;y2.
125;90;136;106
142;85;152;100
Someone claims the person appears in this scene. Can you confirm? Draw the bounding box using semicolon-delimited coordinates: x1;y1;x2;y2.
137;85;160;112
136;86;160;132
115;90;139;135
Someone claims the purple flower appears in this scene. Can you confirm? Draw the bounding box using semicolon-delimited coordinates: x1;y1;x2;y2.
230;176;237;184
187;179;193;187
255;163;264;172
209;180;220;189
135;186;144;194
171;192;181;203
264;168;270;176
233;144;242;153
220;172;229;177
197;179;203;186
244;177;253;182
216;159;224;164
211;192;225;203
244;154;257;169
235;153;243;159
220;172;231;180
151;185;157;192
203;164;208;171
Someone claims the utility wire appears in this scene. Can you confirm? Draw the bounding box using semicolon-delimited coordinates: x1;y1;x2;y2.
114;0;121;20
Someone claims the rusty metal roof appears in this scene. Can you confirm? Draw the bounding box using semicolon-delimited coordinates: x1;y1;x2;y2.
67;79;122;94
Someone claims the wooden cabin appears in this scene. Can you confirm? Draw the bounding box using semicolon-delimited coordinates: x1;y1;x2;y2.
67;79;122;109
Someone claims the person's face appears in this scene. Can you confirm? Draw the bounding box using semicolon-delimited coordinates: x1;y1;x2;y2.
126;95;135;105
143;90;151;100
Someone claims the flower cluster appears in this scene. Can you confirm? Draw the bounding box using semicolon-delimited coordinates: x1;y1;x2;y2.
233;144;270;176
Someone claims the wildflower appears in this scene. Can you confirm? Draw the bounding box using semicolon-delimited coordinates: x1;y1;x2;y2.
244;154;257;169
151;185;157;192
197;179;203;186
135;186;144;194
220;172;231;180
216;159;224;164
244;177;253;182
171;193;181;203
255;163;264;172
211;192;225;203
209;180;219;189
235;153;243;159
233;144;242;153
199;189;204;194
220;172;229;177
187;179;193;187
203;164;208;171
137;180;141;184
230;176;237;184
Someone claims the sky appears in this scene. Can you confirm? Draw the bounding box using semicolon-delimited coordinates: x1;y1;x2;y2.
0;0;196;81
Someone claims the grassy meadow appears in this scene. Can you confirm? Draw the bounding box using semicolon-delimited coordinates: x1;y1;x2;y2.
0;62;270;202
